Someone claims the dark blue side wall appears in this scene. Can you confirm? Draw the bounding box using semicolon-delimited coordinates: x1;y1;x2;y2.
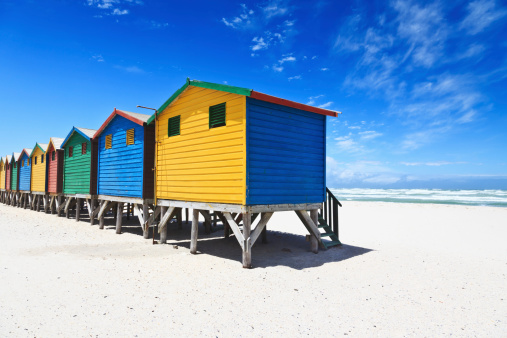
19;153;31;191
97;115;144;198
246;97;326;205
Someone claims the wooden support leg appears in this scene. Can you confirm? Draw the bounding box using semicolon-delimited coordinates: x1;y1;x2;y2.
159;206;168;244
142;204;150;239
36;196;41;212
177;208;182;229
262;225;268;244
89;199;96;225
99;203;105;229
185;208;189;223
242;212;252;269
75;198;81;222
310;209;319;253
190;209;199;254
126;203;130;220
115;202;123;234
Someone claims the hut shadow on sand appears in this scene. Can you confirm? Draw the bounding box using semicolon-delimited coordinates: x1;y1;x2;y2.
80;210;372;270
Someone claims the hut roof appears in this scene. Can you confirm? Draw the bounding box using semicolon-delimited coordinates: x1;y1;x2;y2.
147;78;340;125
21;149;33;158
62;127;98;147
49;137;65;150
30;143;48;157
12;152;21;161
0;156;4;164
6;155;12;163
93;109;151;138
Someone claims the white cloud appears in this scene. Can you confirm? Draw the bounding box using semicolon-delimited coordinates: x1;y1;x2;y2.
92;54;105;62
112;8;128;15
401;161;467;166
460;0;507;35
114;65;144;73
272;65;284;72
359;130;382;140
457;44;486;60
222;4;255;29
279;55;296;64
307;94;324;105
318;101;333;108
321;68;329;71
251;37;268;51
263;1;288;19
288;75;301;81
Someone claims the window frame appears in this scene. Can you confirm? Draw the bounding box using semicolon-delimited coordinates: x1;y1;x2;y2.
82;142;87;155
168;115;181;137
209;102;226;129
69;146;73;158
126;128;135;145
105;134;112;150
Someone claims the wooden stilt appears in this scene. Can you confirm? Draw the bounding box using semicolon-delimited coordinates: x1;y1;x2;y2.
190;209;199;254
185;208;189;223
310;209;319;253
242;211;252;268
159;206;168;244
89;199;96;225
75;198;81;222
295;209;322;253
261;225;268;243
177;208;182;229
126;203;130;220
142;204;150;239
116;202;123;234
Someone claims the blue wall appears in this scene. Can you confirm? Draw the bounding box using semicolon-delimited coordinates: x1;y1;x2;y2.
97;115;144;198
246;98;326;205
19;152;32;191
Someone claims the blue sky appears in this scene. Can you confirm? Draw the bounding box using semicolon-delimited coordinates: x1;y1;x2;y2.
1;0;506;189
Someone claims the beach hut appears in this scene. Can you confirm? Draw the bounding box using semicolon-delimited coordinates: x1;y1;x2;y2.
92;109;155;235
10;152;21;206
4;155;12;205
148;79;342;267
0;157;5;203
61;127;98;221
46;137;65;214
18;148;33;209
30;143;48;212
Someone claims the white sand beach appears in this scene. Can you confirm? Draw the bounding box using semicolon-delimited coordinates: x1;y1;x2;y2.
0;202;506;336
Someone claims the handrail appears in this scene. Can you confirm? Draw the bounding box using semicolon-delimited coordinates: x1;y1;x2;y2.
322;187;342;238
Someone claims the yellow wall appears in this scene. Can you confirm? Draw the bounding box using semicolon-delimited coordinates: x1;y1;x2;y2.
0;160;5;190
31;147;46;192
156;86;246;204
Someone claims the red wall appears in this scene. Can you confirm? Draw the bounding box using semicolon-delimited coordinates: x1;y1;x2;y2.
5;162;11;191
47;145;63;194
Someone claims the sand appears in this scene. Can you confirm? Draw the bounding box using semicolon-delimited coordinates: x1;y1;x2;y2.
0;201;506;337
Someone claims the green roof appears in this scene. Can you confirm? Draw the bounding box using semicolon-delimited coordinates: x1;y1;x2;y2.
147;78;252;125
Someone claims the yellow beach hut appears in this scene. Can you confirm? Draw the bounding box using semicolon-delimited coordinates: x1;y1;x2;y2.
30;143;48;211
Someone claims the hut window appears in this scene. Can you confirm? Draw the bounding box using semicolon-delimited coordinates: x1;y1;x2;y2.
35;157;37;165
126;128;135;145
41;154;44;164
168;115;180;137
52;151;55;161
105;134;112;149
209;102;226;129
21;161;24;167
69;146;73;158
82;142;87;154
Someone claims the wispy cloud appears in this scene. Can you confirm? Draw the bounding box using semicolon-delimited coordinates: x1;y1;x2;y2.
307;94;324;105
114;65;145;74
92;54;104;62
321;67;329;71
222;4;255;29
460;0;507;35
263;0;289;19
251;37;268;51
359;130;382;140
112;8;128;15
288;75;301;81
86;0;141;16
401;161;467;166
318;101;333;108
279;54;296;63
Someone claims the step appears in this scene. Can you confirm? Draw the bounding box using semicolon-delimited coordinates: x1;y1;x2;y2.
320;232;334;237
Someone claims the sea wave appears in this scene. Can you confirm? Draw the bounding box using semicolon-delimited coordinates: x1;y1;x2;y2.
329;188;507;207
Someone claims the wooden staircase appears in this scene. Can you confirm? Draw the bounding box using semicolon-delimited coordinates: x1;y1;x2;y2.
318;188;342;249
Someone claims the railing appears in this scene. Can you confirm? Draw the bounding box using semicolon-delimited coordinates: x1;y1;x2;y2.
321;187;342;237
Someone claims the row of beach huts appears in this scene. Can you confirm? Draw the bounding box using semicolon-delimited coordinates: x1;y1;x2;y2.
0;79;342;267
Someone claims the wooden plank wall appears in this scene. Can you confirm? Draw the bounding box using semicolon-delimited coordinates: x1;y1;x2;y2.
63;133;92;195
246;97;326;205
156;86;246;204
31;147;46;192
6;160;12;191
97;116;144;198
11;161;18;191
47;144;58;193
142;123;155;199
0;160;5;190
18;154;32;191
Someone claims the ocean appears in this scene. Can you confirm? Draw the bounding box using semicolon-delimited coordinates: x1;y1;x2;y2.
329;188;507;207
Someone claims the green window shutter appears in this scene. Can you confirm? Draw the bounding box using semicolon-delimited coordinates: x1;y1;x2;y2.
168;115;180;137
209;102;226;129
